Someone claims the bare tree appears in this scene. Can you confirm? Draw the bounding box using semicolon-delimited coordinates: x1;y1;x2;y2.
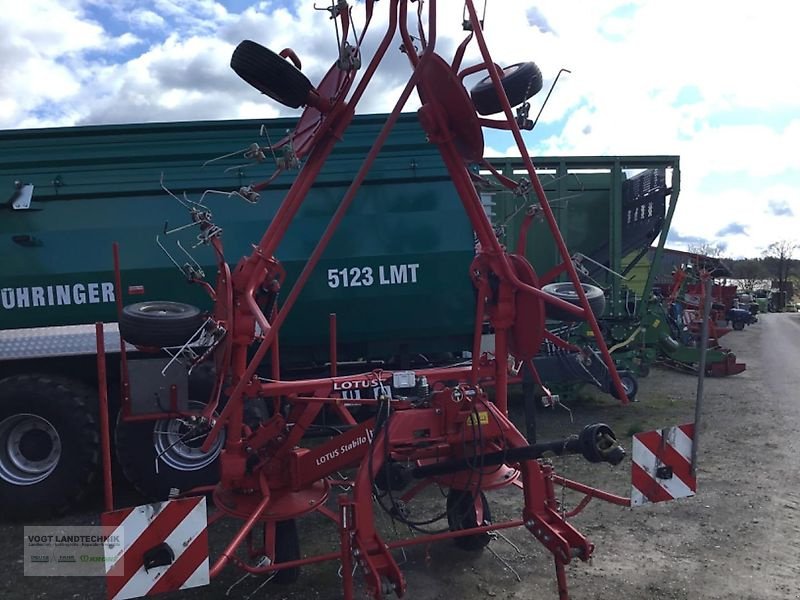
762;240;798;308
732;258;769;291
687;242;723;258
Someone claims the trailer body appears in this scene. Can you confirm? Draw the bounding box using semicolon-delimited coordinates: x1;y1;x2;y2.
0;113;679;517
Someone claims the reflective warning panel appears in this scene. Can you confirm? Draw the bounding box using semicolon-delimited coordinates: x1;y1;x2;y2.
631;424;697;507
102;497;209;600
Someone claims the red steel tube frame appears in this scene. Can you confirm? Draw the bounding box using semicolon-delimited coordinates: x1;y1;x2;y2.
95;322;114;513
106;4;642;599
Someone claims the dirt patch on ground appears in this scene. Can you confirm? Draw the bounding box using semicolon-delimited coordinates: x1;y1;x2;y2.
2;314;797;599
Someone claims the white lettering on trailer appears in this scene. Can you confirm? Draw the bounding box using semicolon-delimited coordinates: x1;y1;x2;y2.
74;284;86;304
16;287;30;308
56;285;71;305
102;282;115;302
327;264;419;288
31;287;45;307
380;263;419;285
0;282;116;310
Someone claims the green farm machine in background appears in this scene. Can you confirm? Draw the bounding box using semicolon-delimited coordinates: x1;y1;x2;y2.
485;155;745;398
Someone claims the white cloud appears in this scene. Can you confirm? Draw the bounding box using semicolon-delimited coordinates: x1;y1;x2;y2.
130;9;166;29
0;0;798;258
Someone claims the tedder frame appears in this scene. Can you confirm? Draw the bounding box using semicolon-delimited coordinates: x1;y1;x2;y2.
94;2;682;599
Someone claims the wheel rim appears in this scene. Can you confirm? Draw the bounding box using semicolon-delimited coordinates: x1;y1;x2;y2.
621;376;635;395
479;64;521;87
560;288;579;299
152;402;225;472
548;283;583;300
0;414;61;485
139;303;184;316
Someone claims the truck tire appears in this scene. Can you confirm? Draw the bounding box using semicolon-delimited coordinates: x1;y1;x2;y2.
115;400;225;500
446;489;492;551
470;61;543;116
0;375;99;519
542;282;606;321
119;301;204;348
230;40;313;109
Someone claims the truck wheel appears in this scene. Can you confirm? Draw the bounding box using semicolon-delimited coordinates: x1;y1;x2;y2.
115;400;225;500
0;375;99;519
470;62;543;116
542;282;606;321
446;489;492;551
230;40;313;109
119;301;204;348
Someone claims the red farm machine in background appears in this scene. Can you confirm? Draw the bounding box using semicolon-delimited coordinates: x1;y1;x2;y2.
657;259;748;376
96;2;694;599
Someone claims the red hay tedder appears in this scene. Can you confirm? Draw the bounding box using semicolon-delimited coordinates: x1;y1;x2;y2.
96;2;694;598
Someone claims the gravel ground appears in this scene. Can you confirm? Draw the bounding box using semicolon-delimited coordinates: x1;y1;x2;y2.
2;312;797;599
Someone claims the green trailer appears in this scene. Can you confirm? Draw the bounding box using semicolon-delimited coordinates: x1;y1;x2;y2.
1;114;477;364
1;113;487;517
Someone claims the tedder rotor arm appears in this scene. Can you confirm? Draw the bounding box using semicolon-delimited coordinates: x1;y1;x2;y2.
458;0;629;404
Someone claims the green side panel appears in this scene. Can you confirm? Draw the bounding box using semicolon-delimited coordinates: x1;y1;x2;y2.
487;156;679;295
0;114;476;362
622;251;651;298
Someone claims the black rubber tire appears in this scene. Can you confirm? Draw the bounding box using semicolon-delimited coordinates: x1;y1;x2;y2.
542;282;606;321
446;489;492;551
272;519;301;584
610;371;638;402
115;397;224;501
231;40;313;109
732;320;745;331
470;62;543;116
119;301;204;348
0;375;99;520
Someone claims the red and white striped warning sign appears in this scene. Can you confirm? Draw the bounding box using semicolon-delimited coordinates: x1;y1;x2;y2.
631;423;697;507
102;497;209;600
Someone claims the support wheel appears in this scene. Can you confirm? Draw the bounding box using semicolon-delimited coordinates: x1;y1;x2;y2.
446;489;492;551
0;375;99;519
542;282;606;321
119;301;204;348
272;519;301;584
231;40;313;109
610;370;638;402
470;62;543;116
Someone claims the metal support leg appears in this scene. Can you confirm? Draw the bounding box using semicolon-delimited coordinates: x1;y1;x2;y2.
523;382;537;444
555;557;570;599
339;495;355;600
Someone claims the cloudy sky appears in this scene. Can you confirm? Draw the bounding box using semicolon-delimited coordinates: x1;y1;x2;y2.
2;0;798;258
